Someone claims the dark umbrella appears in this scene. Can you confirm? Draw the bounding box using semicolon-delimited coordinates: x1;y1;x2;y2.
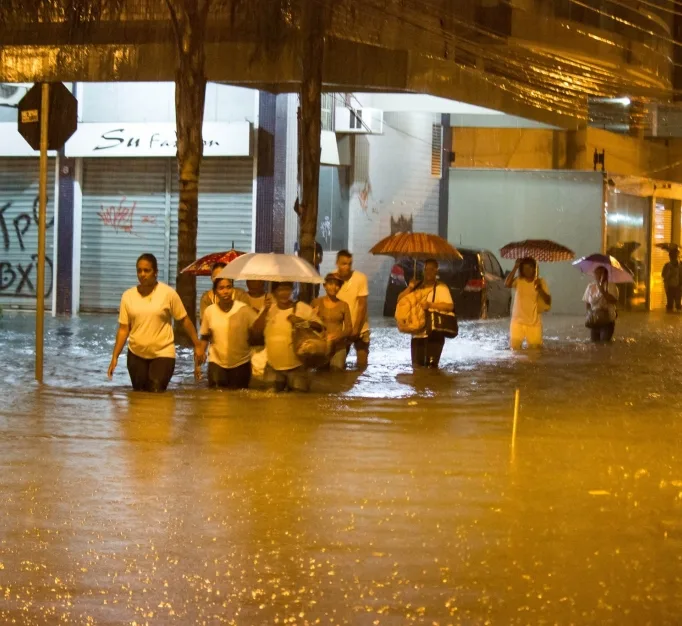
499;239;575;262
656;243;680;253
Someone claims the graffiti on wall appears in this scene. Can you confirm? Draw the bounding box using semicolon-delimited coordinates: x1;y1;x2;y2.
98;196;137;234
0;195;53;298
97;196;158;235
390;214;413;235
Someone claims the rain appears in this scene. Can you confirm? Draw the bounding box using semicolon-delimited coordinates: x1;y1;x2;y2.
2;312;682;623
3;0;682;623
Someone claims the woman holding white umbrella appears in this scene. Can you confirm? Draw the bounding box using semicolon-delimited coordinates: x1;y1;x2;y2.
574;254;633;343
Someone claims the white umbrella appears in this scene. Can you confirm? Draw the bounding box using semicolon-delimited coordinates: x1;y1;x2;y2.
217;253;323;284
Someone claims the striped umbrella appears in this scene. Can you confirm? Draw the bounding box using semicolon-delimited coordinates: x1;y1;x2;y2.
500;239;575;263
180;246;245;276
370;232;463;278
369;232;463;260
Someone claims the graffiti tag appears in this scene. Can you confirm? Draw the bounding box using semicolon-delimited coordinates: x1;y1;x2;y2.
97;197;137;234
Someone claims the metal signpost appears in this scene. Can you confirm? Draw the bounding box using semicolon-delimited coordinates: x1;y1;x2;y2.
17;83;78;382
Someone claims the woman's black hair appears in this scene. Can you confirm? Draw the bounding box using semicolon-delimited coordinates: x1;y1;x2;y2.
213;277;233;292
136;253;158;273
519;257;536;273
211;261;227;273
271;281;294;291
424;258;439;268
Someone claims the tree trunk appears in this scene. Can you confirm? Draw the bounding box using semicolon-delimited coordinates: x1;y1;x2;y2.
170;2;207;335
297;5;325;303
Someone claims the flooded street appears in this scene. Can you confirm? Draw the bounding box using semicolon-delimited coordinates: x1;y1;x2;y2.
1;312;682;625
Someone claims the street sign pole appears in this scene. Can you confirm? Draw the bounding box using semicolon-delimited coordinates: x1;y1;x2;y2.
35;83;50;383
18;81;78;383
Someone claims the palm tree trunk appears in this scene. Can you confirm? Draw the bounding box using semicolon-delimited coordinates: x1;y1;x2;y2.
168;1;208;333
297;5;325;303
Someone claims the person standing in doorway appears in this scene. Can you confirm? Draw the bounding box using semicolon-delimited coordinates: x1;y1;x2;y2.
199;262;247;322
108;253;204;391
504;257;551;350
199;277;257;389
336;250;370;370
294;240;324;298
662;248;682;312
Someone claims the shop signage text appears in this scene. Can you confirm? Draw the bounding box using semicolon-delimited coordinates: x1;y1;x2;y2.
0;121;251;158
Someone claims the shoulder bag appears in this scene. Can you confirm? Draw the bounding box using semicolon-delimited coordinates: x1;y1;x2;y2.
395;291;426;334
425;284;459;339
289;303;329;367
585;307;612;329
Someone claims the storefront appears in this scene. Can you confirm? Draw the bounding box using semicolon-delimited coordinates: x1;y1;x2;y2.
607;176;682;311
68;122;254;313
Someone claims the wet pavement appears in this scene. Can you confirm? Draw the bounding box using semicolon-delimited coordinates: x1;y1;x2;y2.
1;311;682;624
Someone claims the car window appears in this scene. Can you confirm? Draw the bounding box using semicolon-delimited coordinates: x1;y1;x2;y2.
482;253;494;275
438;254;478;274
488;253;503;277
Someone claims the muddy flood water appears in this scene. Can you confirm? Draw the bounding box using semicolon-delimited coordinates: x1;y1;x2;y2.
1;311;682;625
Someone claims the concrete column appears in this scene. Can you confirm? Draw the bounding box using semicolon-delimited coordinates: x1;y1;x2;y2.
672;199;681;246
565;124;588;170
438;113;450;239
254;91;287;253
55;156;76;316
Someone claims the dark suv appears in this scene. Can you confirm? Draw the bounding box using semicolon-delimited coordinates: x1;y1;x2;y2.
383;247;512;320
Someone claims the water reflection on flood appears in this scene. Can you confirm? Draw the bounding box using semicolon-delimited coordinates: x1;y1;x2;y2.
1;312;682;624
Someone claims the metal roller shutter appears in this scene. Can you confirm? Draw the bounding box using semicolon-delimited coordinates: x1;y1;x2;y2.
80;159;170;312
169;158;254;308
650;202;672;310
0;158;55;309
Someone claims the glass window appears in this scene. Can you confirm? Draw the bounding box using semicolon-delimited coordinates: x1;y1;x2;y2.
321;93;335;132
489;253;503;276
482;253;494;275
606;191;650;311
317;165;349;252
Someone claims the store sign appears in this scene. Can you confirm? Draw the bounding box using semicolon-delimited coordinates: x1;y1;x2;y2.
65;122;251;157
0;121;251;157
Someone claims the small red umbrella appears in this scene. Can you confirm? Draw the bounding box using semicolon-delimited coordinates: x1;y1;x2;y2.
180;247;245;276
500;239;575;263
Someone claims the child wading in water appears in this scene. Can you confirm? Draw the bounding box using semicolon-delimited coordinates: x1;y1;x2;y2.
312;274;352;370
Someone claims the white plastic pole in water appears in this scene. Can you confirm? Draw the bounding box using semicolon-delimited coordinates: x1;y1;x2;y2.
511;388;520;453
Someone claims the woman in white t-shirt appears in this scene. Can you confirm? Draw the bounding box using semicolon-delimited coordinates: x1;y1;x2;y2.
251;281;323;392
397;258;454;369
107;253;205;392
583;266;619;343
504;257;551;350
199;277;258;389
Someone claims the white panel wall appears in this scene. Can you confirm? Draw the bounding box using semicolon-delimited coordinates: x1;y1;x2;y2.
80;82;257;124
448;169;604;315
338;111;441;315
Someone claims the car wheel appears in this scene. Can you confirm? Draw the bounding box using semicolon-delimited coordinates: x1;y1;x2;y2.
481;299;489;320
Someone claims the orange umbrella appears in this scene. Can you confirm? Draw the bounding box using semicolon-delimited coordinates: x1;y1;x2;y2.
370;232;463;260
180;246;245;276
370;232;462;278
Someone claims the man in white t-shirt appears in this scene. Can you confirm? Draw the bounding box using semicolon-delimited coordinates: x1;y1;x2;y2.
504;257;551;350
336;250;370;370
